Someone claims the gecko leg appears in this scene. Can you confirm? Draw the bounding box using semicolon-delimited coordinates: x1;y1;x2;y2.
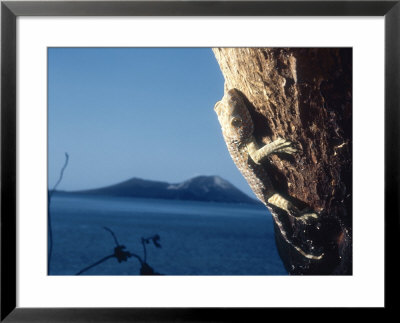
267;193;318;223
247;137;298;164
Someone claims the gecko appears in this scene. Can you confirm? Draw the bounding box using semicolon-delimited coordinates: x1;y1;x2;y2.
214;88;324;260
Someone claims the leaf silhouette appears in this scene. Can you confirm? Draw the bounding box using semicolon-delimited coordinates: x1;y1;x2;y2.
152;234;162;248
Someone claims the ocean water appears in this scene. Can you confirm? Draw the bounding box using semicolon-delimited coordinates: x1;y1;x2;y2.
49;195;287;275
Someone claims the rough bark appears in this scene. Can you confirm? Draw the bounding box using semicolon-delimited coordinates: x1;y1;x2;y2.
213;48;352;275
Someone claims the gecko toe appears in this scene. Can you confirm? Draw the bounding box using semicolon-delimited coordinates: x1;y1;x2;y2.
276;145;298;155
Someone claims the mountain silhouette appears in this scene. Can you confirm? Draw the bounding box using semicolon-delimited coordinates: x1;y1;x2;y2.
56;176;259;204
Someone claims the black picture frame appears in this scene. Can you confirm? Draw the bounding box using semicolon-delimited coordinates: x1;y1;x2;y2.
1;0;398;321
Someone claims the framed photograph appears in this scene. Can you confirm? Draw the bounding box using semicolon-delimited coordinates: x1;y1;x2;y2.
1;0;397;320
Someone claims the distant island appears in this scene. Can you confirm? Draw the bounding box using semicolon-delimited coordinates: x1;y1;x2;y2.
53;175;259;205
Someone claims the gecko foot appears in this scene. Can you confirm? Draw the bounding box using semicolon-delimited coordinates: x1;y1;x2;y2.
271;138;299;155
288;208;318;224
267;194;318;225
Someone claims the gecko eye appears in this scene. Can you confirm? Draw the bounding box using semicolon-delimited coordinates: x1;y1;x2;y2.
231;117;242;128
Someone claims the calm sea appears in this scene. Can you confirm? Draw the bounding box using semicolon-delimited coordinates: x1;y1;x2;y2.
49;195;287;275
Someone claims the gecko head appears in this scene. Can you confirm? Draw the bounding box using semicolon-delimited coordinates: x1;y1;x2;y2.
214;89;254;142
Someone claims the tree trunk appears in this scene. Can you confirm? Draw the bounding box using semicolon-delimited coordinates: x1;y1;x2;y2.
213;48;352;275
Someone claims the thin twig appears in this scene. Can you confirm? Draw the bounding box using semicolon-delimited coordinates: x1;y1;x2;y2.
75;227;145;275
48;152;69;274
129;252;144;266
75;227;161;275
141;238;147;263
76;254;115;275
48;153;69;201
103;226;120;246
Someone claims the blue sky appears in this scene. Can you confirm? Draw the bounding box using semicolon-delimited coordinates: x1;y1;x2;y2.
48;48;255;197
